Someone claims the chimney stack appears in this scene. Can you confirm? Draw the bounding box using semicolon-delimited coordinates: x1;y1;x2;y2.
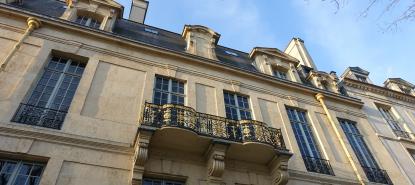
129;0;148;24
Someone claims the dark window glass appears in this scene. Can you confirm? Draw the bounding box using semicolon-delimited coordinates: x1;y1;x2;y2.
274;69;287;79
153;76;185;105
355;75;367;82
75;15;101;29
223;92;251;120
0;159;44;185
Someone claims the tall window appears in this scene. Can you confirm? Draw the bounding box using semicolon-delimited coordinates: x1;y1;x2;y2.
339;119;392;184
286;107;334;175
321;81;330;91
378;106;410;139
223;92;251;120
153;76;185;105
12;56;86;129
75;15;101;29
273;69;287;80
143;178;184;185
0;158;45;185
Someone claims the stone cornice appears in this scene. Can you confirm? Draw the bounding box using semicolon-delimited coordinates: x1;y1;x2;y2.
0;4;363;108
343;78;415;104
0;123;134;154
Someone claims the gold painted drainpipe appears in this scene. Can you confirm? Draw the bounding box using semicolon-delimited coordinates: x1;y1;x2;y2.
315;93;365;185
0;17;41;71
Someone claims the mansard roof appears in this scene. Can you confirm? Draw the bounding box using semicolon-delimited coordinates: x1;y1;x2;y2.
385;78;414;88
11;0;257;73
349;67;369;75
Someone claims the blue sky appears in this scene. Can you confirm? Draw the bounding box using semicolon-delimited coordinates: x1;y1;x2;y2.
118;0;415;85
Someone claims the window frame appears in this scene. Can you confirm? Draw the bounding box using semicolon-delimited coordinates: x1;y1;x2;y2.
273;69;288;80
11;55;86;129
223;91;252;120
25;56;85;110
286;107;323;159
152;75;186;105
285;106;334;175
0;158;45;185
74;13;102;29
376;104;410;138
339;118;392;184
355;75;367;82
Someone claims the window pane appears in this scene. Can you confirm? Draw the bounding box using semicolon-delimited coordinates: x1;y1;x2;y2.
152;76;185;105
13;175;28;185
0;174;11;184
18;164;31;175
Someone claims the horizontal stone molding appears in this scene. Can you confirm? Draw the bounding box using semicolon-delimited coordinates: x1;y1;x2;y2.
0;123;134;154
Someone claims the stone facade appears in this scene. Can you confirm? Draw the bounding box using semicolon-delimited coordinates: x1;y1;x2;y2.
0;0;413;185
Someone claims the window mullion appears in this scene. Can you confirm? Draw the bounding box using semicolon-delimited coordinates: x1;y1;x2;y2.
45;59;70;109
296;111;314;157
85;18;92;27
168;79;172;104
6;161;21;185
234;94;241;120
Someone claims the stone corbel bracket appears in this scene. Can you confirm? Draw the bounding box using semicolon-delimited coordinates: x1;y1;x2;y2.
132;130;153;183
205;142;228;181
269;153;292;185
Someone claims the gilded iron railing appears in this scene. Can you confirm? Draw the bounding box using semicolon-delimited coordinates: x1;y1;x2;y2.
140;103;287;150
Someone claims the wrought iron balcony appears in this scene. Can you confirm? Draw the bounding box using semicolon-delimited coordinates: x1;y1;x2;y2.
392;129;411;139
11;103;67;129
140;103;287;150
302;156;334;176
361;166;393;184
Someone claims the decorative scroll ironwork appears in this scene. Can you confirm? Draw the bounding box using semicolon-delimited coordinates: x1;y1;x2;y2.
11;103;67;129
392;129;411;139
140;102;287;150
361;166;393;185
302;156;334;176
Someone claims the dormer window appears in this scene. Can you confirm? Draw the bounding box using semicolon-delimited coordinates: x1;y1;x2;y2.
274;69;287;80
399;86;411;94
75;15;101;29
225;50;238;57
355;75;367;82
144;28;159;34
321;81;330;91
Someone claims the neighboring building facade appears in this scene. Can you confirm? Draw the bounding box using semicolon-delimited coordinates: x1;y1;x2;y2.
0;0;413;185
341;68;415;185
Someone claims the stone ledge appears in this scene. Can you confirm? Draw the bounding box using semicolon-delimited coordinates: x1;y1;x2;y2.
0;122;135;154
